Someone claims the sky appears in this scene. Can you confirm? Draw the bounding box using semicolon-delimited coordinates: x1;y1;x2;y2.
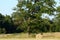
0;0;60;16
0;0;17;15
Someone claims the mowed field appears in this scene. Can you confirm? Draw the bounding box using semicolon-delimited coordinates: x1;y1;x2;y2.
0;38;60;40
0;32;60;40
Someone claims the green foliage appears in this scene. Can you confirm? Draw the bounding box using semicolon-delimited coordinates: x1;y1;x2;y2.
57;6;60;12
5;0;60;34
11;0;57;34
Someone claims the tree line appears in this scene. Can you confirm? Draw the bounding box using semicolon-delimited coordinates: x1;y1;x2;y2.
0;0;60;34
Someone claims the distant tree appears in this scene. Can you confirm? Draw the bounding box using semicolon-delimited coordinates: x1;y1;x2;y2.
0;13;6;33
53;6;60;32
3;15;17;33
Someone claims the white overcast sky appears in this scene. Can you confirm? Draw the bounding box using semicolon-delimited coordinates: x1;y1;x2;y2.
0;0;60;15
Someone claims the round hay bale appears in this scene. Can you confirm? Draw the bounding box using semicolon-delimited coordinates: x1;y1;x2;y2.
36;34;43;39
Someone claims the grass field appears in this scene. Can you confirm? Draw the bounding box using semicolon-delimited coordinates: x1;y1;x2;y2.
0;38;60;40
0;32;60;40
